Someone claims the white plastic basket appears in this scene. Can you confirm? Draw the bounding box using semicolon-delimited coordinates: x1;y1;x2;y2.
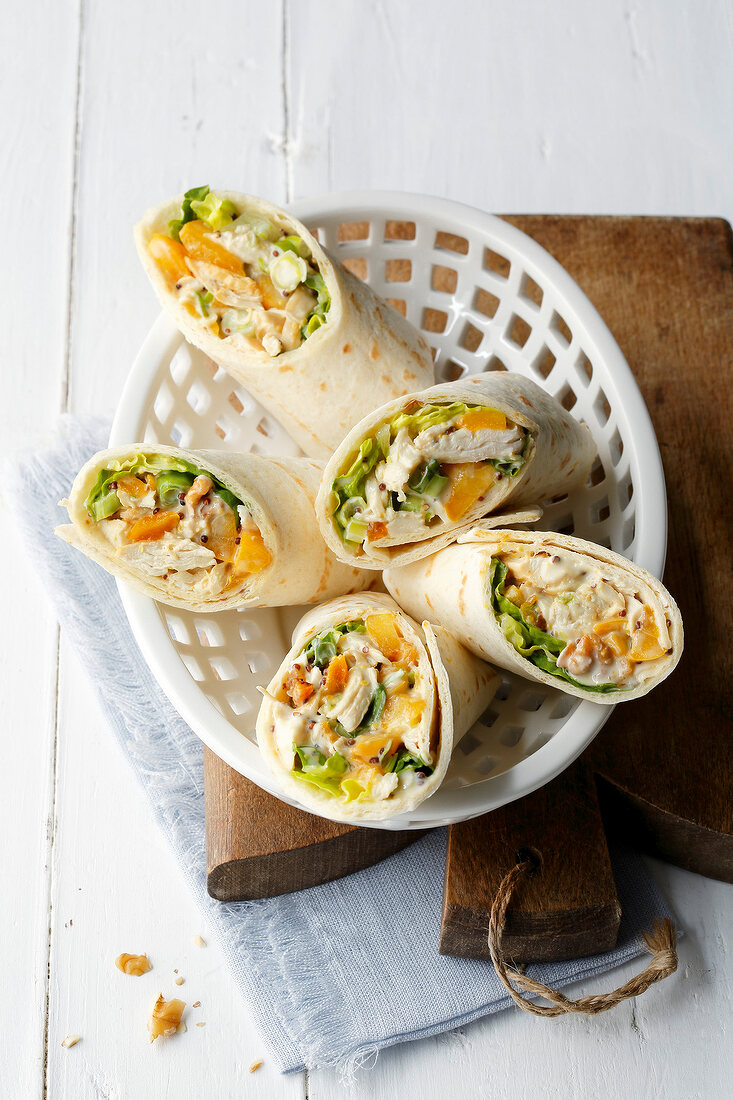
110;192;666;830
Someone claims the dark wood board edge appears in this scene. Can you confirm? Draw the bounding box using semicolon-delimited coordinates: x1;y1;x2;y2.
596;775;733;884
207;829;425;902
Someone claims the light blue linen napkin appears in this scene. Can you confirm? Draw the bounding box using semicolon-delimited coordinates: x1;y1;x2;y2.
11;415;678;1074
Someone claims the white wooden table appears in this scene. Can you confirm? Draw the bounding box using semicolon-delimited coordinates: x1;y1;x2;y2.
3;2;731;1096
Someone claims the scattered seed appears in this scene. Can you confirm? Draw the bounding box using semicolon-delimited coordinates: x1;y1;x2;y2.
192;1001;201;1008
193;935;206;948
61;1035;81;1049
175;976;184;986
196;1022;206;1028
249;1061;263;1073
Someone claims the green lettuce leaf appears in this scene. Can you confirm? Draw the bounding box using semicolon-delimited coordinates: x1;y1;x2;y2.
301;271;331;341
330;441;382;540
390;401;472;436
303;620;366;669
488;557;619;694
278;234;311;258
291;744;348;797
383;749;433;775
189;191;236;230
84;453;245;524
168;185;210;240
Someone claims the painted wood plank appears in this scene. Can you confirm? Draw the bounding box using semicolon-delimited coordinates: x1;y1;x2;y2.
68;0;288;420
47;646;302;1098
286;0;733;227
0;0;81;1094
13;0;733;1096
46;1;301;1095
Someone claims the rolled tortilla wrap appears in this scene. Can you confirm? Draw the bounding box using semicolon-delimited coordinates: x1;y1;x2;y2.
256;593;500;823
135;188;434;458
315;372;595;568
56;444;371;611
384;528;683;704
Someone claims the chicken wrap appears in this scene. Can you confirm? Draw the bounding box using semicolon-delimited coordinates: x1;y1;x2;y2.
384;528;683;703
256;593;500;823
315;372;595;568
56;444;370;611
135;187;434;458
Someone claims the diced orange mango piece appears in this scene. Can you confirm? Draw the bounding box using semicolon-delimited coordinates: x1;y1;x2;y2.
324;654;349;696
382;693;425;730
255;273;287;310
365;613;403;661
594;617;630;637
456;407;507;432
232;528;272;576
629;607;667;661
350;730;401;764
148;234;190;287
367;521;389;542
116;474;149;498
126;512;180;542
178;220;244;273
444;462;497;521
605;631;630;658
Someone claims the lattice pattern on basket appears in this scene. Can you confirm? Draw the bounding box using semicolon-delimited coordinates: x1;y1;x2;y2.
121;206;645;825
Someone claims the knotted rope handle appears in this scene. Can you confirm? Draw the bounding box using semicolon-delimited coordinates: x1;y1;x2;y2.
488;857;678;1017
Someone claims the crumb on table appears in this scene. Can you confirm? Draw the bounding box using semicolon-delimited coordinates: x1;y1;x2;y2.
249;1061;263;1073
61;1035;81;1049
148;994;186;1042
115;953;151;976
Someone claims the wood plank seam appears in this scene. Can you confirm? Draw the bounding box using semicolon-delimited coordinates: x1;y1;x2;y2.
43;3;86;1093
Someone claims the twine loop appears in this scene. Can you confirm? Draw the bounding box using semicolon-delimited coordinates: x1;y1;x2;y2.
488;857;678;1017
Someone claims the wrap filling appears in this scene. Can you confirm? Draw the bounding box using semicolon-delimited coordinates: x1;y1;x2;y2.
330;401;529;550
266;612;436;804
147;186;330;357
489;549;673;692
83;454;271;600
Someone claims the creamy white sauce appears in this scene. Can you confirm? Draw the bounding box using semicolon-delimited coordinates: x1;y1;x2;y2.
500;548;671;688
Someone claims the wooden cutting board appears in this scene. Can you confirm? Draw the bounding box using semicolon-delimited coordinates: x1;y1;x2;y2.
205;216;733;962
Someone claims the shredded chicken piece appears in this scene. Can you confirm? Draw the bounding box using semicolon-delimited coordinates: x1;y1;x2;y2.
186;258;263;308
262;333;283;357
285;284;317;320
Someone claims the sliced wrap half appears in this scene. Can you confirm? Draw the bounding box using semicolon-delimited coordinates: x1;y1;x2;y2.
56;444;371;611
315;372;595;568
256;593;500;823
384;528;683;704
135;187;434;458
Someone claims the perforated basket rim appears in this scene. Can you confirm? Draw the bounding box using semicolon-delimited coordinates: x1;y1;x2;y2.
111;191;667;831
